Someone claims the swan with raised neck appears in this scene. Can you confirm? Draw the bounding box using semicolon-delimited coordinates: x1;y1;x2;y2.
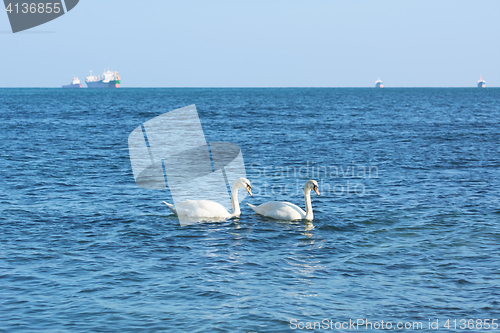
163;177;252;219
248;180;320;221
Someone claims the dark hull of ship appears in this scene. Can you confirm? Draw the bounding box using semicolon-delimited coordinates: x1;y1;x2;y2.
85;80;120;88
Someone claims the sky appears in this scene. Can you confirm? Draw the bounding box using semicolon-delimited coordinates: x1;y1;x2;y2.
1;0;499;87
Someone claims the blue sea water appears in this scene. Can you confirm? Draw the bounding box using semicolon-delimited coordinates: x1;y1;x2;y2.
0;88;499;332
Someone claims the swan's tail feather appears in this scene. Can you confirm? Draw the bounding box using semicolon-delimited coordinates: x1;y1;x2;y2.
163;201;177;215
247;203;260;214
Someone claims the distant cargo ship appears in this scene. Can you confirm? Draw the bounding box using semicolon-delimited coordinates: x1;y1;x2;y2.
85;69;121;88
62;77;81;89
477;76;486;88
375;78;384;88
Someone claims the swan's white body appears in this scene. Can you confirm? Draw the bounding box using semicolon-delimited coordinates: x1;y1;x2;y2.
248;180;320;221
164;200;233;218
163;178;252;219
247;201;307;220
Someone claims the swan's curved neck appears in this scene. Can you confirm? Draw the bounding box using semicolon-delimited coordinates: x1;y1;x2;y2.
231;183;241;216
304;188;313;220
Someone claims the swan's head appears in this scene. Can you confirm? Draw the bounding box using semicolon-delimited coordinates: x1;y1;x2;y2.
236;177;253;196
305;180;320;196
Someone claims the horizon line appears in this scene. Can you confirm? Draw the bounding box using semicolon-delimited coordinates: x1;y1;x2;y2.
0;86;498;89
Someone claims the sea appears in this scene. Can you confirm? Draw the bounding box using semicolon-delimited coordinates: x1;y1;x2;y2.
1;88;499;332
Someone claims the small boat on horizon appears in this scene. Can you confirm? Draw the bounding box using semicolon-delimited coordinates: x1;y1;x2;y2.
62;77;81;89
477;75;486;88
375;78;384;88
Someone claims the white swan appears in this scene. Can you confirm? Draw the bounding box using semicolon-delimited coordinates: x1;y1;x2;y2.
163;177;252;219
247;180;320;221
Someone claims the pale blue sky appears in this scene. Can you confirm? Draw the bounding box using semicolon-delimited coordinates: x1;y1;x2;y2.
1;0;499;87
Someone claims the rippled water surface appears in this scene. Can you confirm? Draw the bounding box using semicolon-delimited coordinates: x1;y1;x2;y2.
1;88;499;332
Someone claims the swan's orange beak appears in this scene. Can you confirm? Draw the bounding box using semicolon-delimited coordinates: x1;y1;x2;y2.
246;187;253;197
314;187;320;196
